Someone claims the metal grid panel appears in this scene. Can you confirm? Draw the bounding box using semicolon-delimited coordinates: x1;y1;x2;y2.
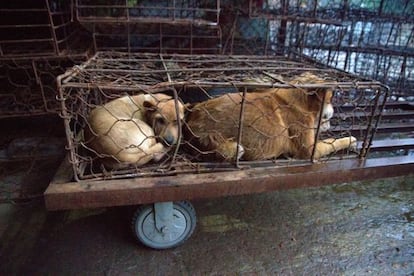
58;52;388;181
0;0;92;117
0;54;89;117
76;0;220;26
0;0;78;58
92;23;222;54
242;0;414;96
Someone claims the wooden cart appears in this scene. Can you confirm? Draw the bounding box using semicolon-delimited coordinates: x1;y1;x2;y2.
44;52;414;249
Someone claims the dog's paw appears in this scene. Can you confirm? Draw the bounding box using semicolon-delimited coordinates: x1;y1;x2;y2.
236;144;245;160
153;151;166;162
151;143;167;162
349;136;357;151
216;141;245;162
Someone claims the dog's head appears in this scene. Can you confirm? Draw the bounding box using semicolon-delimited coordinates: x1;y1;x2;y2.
291;73;335;132
143;93;186;146
316;88;334;132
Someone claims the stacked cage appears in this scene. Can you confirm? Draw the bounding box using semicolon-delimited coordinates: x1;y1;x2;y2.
0;0;90;117
76;0;222;54
246;0;414;98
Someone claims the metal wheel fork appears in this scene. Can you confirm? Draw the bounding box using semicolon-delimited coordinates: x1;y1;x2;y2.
131;201;196;249
154;202;174;234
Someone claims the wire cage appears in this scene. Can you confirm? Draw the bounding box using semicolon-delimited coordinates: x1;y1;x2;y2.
0;55;89;117
0;0;78;58
242;0;414;97
58;52;388;181
91;22;222;54
76;0;221;26
0;0;92;118
75;0;222;54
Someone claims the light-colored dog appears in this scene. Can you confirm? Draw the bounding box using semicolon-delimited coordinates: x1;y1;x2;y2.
186;73;357;161
85;93;185;169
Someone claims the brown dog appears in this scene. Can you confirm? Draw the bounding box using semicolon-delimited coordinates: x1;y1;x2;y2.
85;93;185;169
186;73;356;161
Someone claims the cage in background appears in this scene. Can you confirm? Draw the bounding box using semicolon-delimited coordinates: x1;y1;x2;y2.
91;22;222;54
242;0;414;98
0;0;78;57
75;0;222;54
0;55;89;117
0;0;91;118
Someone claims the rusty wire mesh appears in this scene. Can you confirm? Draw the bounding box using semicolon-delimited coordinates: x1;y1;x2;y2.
76;0;220;25
0;0;80;57
0;0;92;117
75;0;221;54
64;0;414;96
223;0;414;96
91;23;222;54
0;55;89;117
58;52;388;181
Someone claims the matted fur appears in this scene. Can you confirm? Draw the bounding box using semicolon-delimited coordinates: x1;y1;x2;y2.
186;73;356;161
85;93;185;168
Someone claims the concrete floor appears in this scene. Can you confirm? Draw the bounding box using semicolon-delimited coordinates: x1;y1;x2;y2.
0;116;413;274
0;175;413;274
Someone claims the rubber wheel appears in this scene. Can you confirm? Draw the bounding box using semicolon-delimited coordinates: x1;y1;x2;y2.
131;201;196;249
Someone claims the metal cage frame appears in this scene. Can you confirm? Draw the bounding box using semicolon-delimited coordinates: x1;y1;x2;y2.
57;51;389;181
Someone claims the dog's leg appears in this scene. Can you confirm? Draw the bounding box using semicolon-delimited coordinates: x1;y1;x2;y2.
115;142;166;166
146;142;167;162
215;140;245;161
313;136;357;159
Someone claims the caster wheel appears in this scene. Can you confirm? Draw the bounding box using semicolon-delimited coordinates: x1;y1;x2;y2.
131;201;196;249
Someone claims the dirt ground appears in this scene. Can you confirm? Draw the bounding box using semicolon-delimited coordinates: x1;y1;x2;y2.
0;116;413;275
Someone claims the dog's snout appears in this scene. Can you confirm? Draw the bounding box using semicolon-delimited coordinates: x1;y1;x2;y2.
162;134;177;146
322;103;334;120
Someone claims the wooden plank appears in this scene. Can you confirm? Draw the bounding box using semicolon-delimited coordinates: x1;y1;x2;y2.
51;155;74;184
44;155;414;210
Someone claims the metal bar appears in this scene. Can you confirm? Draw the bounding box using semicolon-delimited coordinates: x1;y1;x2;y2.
330;123;414;135
61;80;384;91
363;86;390;157
0;24;51;28
44;156;414;210
80;66;326;74
0;52;89;62
235;88;247;167
334;110;414;120
337;101;414;112
0;8;48;12
0;39;54;43
77;17;219;26
53;21;72;30
358;89;383;158
45;0;59;55
357;139;414;152
82;56;305;64
76;5;218;13
311;91;326;162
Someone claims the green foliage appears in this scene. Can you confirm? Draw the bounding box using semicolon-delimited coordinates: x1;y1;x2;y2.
127;0;137;7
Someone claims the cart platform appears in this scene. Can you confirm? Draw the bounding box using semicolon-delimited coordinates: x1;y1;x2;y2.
45;154;414;210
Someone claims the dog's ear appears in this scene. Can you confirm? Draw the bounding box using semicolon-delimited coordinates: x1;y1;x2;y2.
143;99;157;112
184;102;193;110
313;87;334;104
